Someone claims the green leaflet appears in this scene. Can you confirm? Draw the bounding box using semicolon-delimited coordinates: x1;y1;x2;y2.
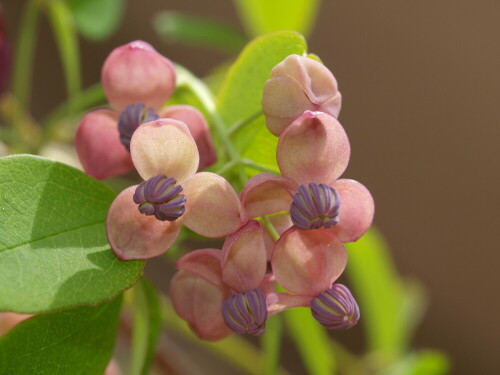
154;11;247;53
67;0;125;41
233;0;321;38
346;228;426;360
0;155;143;313
0;297;122;374
217;31;307;177
284;307;336;375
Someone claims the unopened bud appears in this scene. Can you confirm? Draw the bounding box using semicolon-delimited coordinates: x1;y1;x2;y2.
101;40;176;110
311;284;359;330
222;288;267;335
262;54;341;136
290;183;340;230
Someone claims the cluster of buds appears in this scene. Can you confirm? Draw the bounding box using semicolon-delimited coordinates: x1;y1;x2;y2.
75;42;374;341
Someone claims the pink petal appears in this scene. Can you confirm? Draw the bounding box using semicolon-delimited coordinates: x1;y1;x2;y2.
271;227;347;296
221;221;267;292
240;173;297;218
130;119;199;182
170;270;232;341
277;111;350;186
106;186;182;259
101;40;176;111
176;249;224;290
75;109;133;179
159;105;217;170
182;172;248;237
262;76;315;136
330;179;375;242
267;293;311;316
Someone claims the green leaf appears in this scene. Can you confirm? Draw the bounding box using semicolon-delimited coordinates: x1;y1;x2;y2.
67;0;125;41
0;296;122;374
233;0;321;37
345;228;426;360
129;279;162;375
0;155;144;313
284;307;336;375
217;31;307;176
381;350;450;375
154;11;247;53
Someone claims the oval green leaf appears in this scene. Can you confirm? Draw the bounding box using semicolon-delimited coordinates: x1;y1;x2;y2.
0;297;122;374
233;0;321;38
0;155;144;313
68;0;125;41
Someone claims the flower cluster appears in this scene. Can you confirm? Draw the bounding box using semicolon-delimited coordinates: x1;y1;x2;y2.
75;42;374;341
170;55;374;340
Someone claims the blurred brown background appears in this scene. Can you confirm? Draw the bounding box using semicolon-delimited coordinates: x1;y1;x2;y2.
3;0;499;374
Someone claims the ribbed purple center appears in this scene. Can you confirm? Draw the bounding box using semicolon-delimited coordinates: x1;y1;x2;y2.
118;103;159;151
290;183;341;230
133;174;186;221
310;283;360;330
221;288;268;335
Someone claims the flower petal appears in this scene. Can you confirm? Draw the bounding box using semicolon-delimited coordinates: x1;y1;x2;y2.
271;227;347;296
240;173;297;218
330;179;375;242
262;76;315;136
170;270;232;341
221;221;268;292
182;172;248;237
159;105;217;170
106;186;182;259
268;213;293;236
75;109;133;179
130;119;199;182
277;111;350;186
176;249;224;290
101;40;176;111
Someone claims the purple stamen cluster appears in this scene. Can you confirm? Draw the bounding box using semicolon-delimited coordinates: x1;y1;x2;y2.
221;288;268;336
310;283;360;330
133;174;186;221
290;183;341;230
118;103;159;150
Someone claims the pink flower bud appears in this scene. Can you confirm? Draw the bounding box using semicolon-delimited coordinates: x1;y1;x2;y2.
101;41;176;111
75;109;134;180
159;105;217;170
262;54;342;136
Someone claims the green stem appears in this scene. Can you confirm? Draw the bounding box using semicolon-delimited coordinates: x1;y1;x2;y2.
241;158;279;175
175;65;247;186
11;0;41;110
228;110;263;135
46;0;82;101
215;159;238;175
261;216;279;241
